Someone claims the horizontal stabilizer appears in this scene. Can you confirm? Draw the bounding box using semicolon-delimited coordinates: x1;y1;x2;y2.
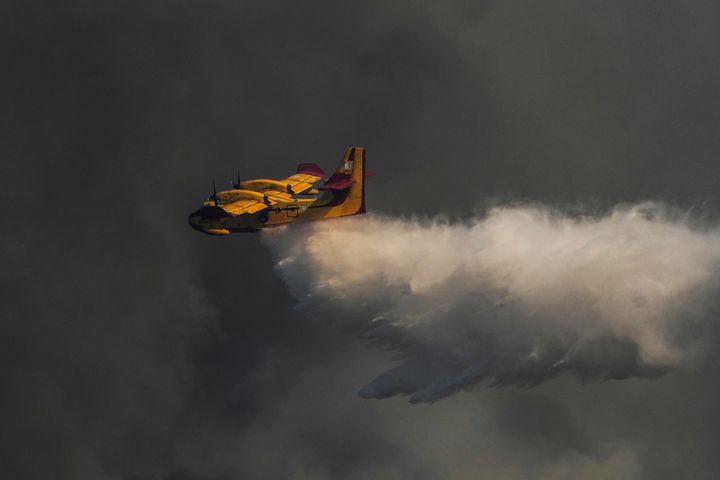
319;179;355;191
296;163;326;176
319;171;355;191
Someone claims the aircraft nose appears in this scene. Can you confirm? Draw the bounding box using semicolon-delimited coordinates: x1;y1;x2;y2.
188;209;203;229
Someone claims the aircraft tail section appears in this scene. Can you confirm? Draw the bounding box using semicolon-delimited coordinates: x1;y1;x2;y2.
319;146;366;216
349;146;366;214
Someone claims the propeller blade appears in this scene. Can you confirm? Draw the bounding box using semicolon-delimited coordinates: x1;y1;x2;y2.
212;180;218;206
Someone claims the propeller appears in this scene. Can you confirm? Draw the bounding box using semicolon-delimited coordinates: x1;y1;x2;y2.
212;180;218;207
231;169;241;189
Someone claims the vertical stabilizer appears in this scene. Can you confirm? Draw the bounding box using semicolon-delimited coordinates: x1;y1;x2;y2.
344;146;366;215
316;146;366;217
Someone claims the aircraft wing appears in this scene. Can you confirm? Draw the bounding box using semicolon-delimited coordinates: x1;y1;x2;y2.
282;163;326;194
233;164;325;198
220;198;269;216
217;191;298;215
282;174;322;194
261;190;294;202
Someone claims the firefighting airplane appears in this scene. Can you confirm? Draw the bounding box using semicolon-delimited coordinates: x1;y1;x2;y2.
188;146;368;235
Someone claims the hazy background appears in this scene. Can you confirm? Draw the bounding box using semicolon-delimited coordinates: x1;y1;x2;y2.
3;1;720;478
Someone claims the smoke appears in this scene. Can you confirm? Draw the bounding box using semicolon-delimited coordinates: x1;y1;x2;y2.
263;202;720;403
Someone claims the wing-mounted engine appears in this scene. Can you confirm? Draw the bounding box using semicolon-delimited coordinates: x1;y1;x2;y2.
215;188;273;205
234;162;326;196
235;178;294;193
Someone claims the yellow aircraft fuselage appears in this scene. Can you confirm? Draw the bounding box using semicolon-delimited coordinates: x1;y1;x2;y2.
188;146;367;235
